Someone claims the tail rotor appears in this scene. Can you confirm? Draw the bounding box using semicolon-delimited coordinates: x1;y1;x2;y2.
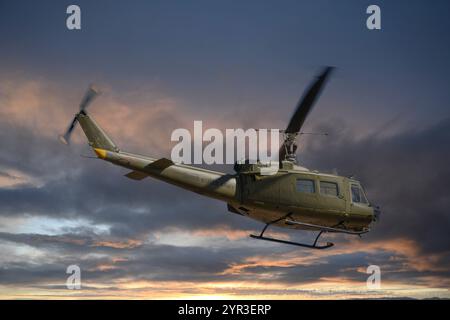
59;85;101;145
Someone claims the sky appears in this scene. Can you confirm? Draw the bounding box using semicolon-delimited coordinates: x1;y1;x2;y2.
0;0;449;299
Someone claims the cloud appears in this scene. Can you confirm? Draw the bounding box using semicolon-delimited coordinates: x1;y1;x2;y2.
0;74;449;299
303;117;450;255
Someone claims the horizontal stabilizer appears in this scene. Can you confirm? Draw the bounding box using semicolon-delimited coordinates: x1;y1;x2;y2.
145;158;174;171
125;170;148;180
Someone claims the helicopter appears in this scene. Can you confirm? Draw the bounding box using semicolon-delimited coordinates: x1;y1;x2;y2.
60;67;380;249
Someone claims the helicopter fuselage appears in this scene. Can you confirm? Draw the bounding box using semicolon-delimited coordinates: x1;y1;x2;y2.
229;166;374;232
86;121;374;235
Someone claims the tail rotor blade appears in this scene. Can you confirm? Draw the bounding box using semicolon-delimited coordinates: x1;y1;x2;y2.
59;116;78;145
79;85;100;112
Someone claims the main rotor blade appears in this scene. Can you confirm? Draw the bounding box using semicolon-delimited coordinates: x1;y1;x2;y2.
79;85;100;111
285;66;334;134
279;67;334;163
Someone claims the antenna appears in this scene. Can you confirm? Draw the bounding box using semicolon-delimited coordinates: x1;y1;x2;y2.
299;132;329;136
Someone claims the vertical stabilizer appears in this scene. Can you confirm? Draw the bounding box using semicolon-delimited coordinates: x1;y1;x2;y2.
76;112;119;152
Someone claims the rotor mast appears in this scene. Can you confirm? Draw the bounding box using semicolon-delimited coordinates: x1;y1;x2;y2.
279;66;334;167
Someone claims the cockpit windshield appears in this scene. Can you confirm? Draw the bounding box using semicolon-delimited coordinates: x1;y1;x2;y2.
351;183;368;204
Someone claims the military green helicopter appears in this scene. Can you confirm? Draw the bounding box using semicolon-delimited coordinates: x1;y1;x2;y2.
60;67;380;249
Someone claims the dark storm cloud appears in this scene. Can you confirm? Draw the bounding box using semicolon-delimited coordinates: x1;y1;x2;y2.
0;231;142;254
0;171;20;180
0;105;448;285
2;115;450;252
0;119;257;238
0;229;267;285
302;117;450;255
2;228;448;290
1;115;450;292
245;249;450;287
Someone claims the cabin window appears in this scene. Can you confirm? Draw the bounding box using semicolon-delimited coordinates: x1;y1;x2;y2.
296;179;315;193
351;184;368;204
320;181;338;197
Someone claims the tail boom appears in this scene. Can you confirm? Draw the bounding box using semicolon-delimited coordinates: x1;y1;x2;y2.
93;148;237;202
75;113;237;202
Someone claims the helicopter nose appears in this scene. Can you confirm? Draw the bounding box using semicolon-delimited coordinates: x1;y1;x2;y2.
373;205;381;222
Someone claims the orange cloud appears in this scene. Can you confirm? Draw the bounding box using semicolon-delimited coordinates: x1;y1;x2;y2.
340;238;449;273
191;225;290;241
0;74;286;158
0;75;187;155
91;239;143;249
1;278;448;299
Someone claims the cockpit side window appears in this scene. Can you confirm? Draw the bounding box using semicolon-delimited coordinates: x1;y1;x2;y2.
351;184;361;202
351;184;368;204
360;186;368;204
296;179;315;193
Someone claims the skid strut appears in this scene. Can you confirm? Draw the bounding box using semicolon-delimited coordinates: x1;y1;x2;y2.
249;213;334;249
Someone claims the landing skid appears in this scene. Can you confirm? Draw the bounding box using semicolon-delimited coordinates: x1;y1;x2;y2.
284;219;369;235
250;232;333;249
249;213;334;250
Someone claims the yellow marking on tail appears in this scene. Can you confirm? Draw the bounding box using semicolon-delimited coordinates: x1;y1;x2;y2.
94;148;107;159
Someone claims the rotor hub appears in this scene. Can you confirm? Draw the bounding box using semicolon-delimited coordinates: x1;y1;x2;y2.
282;132;299;163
